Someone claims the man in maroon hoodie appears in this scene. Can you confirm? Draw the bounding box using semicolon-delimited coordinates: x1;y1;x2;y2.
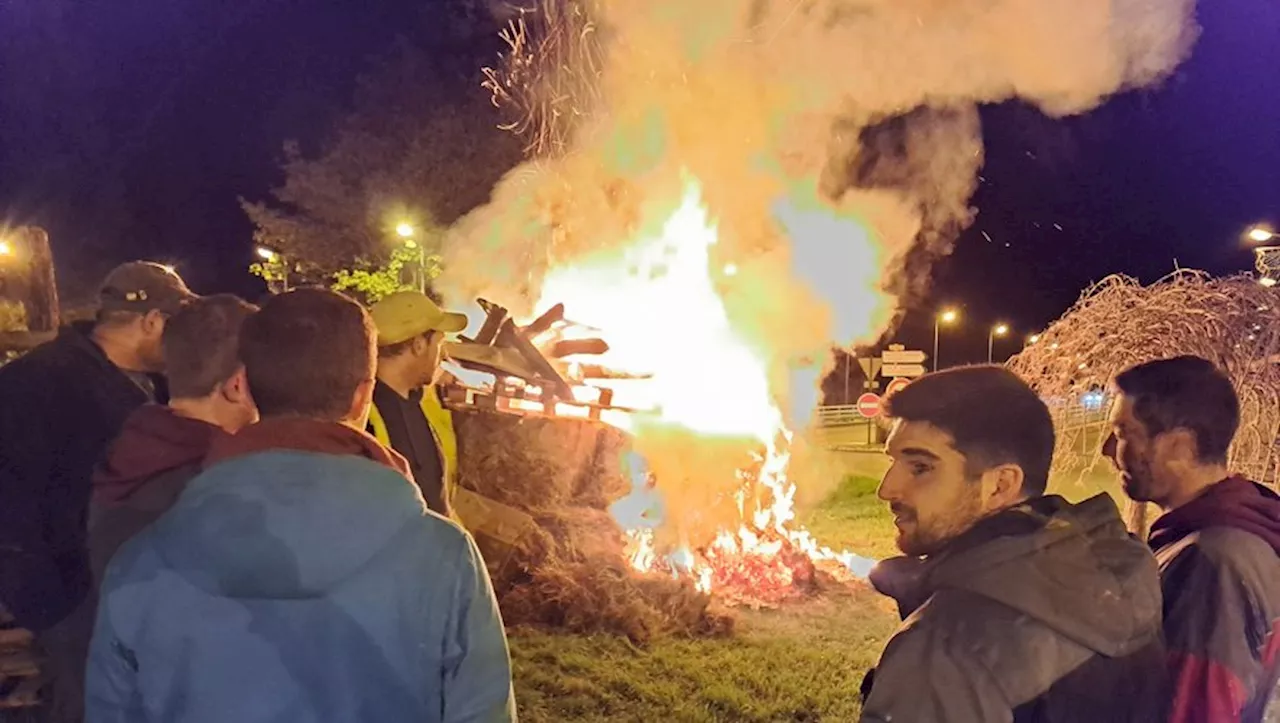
89;294;259;584
1104;356;1280;722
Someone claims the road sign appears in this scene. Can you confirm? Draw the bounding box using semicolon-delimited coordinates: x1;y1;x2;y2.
881;363;927;378
884;377;912;398
856;357;882;381
856;392;882;418
882;349;927;365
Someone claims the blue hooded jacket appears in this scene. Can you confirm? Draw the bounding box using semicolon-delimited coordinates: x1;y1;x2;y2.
86;448;516;723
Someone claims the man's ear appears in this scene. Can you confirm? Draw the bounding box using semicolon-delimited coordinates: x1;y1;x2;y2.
222;365;252;405
1157;428;1199;466
410;333;432;356
982;463;1027;510
347;377;376;429
142;308;167;335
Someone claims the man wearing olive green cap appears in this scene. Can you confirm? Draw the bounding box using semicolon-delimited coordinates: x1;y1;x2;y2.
367;291;468;517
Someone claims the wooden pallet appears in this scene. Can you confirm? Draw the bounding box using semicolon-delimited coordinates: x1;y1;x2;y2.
0;614;41;711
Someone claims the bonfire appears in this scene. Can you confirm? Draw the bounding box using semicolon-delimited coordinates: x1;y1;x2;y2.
438;184;880;643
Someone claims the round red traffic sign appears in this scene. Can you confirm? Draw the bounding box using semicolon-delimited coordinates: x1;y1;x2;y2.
884;377;911;399
856;392;882;418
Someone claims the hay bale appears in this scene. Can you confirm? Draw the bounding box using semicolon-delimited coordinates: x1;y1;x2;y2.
498;553;734;645
454;410;600;506
573;422;633;509
454;407;735;642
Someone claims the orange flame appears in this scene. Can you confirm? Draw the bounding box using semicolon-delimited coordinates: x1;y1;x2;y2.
531;177;879;602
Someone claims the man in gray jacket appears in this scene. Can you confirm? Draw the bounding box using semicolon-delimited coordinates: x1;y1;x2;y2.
860;365;1168;722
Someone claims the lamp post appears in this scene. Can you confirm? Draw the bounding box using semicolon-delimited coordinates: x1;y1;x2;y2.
988;323;1009;363
933;308;959;371
255;246;289;293
1247;225;1280;286
396;222;427;293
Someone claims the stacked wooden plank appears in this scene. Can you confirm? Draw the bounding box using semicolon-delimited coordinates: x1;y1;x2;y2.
0;612;40;713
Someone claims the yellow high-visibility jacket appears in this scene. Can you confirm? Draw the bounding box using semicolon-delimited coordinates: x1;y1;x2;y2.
369;386;536;552
367;384;460;516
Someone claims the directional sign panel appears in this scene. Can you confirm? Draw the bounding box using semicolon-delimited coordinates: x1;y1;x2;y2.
882;349;927;365
881;363;927;378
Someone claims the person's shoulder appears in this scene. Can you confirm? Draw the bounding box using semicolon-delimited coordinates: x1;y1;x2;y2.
99;524;166;594
1167;527;1280;588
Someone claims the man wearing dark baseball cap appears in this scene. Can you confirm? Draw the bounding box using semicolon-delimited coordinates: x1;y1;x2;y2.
0;260;197;722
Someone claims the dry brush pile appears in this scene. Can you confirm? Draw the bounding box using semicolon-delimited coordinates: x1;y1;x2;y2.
452;408;734;645
1008;271;1280;507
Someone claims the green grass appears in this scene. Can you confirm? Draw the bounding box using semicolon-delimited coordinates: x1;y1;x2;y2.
507;455;1127;722
509;473;900;722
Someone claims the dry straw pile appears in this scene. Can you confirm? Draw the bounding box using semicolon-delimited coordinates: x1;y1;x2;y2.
453;408;734;644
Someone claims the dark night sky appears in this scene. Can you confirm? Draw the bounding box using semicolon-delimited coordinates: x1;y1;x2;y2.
1;0;1278;364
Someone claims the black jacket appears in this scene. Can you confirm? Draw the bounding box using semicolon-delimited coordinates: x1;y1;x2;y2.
0;323;159;630
861;494;1169;722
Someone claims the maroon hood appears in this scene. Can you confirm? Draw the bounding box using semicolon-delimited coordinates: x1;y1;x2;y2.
204;416;412;480
1149;475;1280;555
93;405;226;505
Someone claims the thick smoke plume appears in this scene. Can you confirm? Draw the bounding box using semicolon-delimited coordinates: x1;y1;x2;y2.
449;0;1195;342
443;0;1196;544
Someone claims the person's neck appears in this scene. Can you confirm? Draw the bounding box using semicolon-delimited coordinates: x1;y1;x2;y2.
376;364;422;399
90;325;149;373
169;396;233;433
1163;464;1231;511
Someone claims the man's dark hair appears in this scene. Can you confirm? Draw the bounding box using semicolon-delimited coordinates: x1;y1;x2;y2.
1114;355;1239;465
239;288;376;421
163;295;258;399
885;365;1055;496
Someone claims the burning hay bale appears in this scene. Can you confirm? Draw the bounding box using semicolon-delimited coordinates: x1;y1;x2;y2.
453;407;734;644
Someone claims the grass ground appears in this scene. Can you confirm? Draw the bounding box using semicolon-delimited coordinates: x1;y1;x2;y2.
508;449;1129;722
508;472;900;723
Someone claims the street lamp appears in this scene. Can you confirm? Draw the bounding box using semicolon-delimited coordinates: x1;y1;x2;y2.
988;323;1009;363
1027;334;1041;345
0;240;11;257
255;246;289;293
933;308;959;372
394;222;427;293
1247;225;1276;244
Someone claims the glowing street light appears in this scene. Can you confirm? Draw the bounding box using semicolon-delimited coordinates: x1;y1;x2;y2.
395;222;416;239
0;239;11;257
255;246;279;262
1247;225;1277;244
1027;333;1042;345
933;308;960;372
988;323;1010;364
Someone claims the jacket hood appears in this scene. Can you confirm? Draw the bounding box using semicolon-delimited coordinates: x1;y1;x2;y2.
1149;476;1280;555
151;449;431;600
93;405;225;505
870;494;1162;658
205;416;412;480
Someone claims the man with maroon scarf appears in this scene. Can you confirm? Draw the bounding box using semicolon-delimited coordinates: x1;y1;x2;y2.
86;288;514;723
1105;356;1280;722
89;294;258;584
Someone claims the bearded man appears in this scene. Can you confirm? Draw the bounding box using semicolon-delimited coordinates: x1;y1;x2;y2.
860;365;1168;723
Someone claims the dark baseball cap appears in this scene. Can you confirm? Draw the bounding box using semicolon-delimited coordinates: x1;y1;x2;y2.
99;262;198;315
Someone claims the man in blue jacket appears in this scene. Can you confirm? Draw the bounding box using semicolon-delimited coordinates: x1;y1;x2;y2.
86;288;516;723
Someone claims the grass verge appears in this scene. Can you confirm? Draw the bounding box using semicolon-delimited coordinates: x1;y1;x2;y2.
509;474;899;722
